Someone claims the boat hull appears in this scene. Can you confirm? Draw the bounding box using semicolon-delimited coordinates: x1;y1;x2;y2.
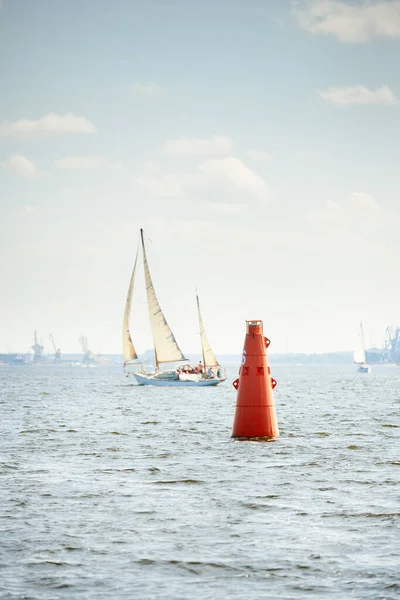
133;373;221;386
357;365;371;373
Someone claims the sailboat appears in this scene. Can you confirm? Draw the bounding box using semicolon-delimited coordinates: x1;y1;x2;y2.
196;293;226;382
122;229;225;386
354;322;371;373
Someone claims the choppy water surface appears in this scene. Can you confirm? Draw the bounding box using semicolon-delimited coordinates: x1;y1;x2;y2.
1;364;399;599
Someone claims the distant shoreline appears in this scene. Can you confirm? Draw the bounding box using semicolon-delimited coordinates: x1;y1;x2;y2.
0;350;355;366
2;350;399;367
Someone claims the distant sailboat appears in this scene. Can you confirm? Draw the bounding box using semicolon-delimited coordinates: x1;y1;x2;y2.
31;330;44;363
123;229;224;386
354;322;371;373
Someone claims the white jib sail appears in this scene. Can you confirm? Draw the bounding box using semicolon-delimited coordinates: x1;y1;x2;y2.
141;230;187;365
122;247;139;364
196;294;219;368
354;322;366;364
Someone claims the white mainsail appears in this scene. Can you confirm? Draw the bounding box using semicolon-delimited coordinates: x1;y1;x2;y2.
354;322;366;364
196;294;219;368
141;229;187;366
122;247;139;364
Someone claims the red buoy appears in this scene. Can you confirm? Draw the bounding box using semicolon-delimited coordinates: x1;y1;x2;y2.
232;320;279;439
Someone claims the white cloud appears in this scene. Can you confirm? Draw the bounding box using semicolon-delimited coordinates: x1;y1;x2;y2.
1;154;42;178
303;192;400;290
209;203;248;215
326;191;381;217
308;192;384;237
139;161;157;171
54;156;121;170
297;150;319;159
24;205;37;214
130;82;162;96
198;156;269;200
135;173;185;197
12;205;39;217
247;150;275;161
0;113;97;139
293;0;400;43
318;85;399;105
134;156;269;201
305;193;400;284
163;135;234;157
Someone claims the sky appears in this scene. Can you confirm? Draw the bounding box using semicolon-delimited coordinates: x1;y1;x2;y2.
1;0;400;356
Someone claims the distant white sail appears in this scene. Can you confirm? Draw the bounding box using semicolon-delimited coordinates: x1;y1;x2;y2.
197;294;219;368
122;247;139;364
141;229;187;366
354;322;366;364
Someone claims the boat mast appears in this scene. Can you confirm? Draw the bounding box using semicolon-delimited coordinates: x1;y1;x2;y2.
196;293;207;370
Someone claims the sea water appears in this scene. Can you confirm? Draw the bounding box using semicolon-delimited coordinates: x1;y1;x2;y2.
1;364;399;599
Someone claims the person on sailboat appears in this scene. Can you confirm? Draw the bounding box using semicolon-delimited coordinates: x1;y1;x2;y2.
198;361;204;374
207;367;215;378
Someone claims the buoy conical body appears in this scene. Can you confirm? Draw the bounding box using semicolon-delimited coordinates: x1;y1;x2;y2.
232;320;279;439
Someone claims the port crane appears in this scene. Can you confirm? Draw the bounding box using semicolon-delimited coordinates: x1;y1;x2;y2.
49;334;62;361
